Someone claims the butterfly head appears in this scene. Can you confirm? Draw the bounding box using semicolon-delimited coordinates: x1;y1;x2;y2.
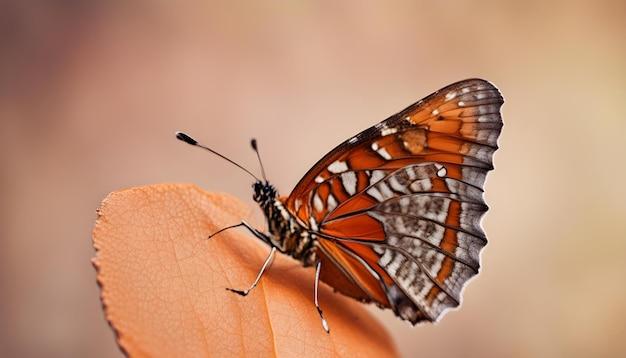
252;180;278;206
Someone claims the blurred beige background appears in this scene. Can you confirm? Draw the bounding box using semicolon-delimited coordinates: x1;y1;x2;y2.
1;1;624;357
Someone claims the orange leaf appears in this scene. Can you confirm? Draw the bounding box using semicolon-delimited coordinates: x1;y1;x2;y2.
93;183;398;357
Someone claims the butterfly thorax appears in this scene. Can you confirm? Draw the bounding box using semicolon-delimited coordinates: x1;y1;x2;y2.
252;181;317;266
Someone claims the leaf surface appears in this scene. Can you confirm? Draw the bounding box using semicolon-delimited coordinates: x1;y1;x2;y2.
93;183;398;357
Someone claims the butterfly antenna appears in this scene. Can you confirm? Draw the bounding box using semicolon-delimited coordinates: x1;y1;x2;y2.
175;132;260;181
250;139;267;182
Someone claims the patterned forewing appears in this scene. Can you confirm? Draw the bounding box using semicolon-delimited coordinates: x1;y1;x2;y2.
284;79;503;323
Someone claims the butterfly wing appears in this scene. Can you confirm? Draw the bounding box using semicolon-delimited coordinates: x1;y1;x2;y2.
283;79;504;323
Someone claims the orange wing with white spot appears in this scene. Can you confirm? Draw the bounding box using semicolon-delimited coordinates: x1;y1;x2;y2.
283;79;504;323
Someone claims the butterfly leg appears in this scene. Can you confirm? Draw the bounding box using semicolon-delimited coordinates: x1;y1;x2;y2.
209;220;268;240
227;246;276;296
314;261;330;333
208;222;244;238
218;220;278;295
213;220;274;247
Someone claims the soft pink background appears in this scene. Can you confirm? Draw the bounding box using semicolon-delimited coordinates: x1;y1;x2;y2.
1;2;624;357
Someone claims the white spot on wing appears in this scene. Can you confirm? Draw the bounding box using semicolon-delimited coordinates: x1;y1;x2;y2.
381;126;398;136
409;178;433;192
376;147;392;160
342;171;357;195
379;249;393;266
369;170;387;185
367;187;383;201
387;251;403;275
427;251;444;279
458;101;465;107
378;182;393;200
313;193;324;212
327;193;338;212
315;175;324;183
388;175;407;194
327;160;348;174
435;291;448;306
432;109;439;116
445;91;457;101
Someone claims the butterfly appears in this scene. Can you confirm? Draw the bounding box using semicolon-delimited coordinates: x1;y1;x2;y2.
176;78;504;332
